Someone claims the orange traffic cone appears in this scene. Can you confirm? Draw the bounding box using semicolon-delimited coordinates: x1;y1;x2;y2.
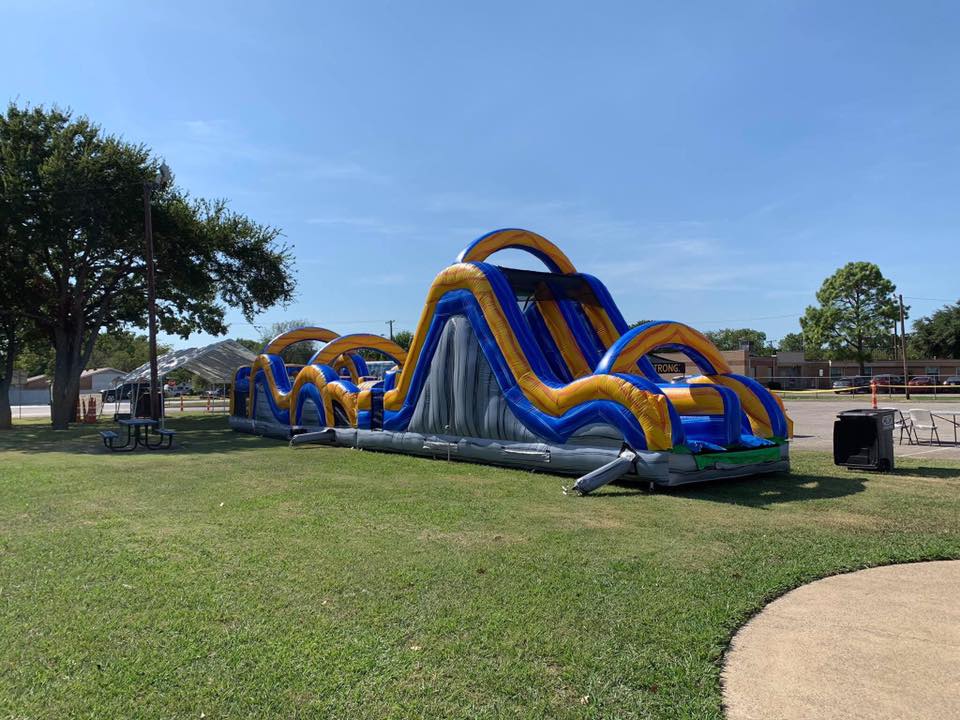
85;396;98;423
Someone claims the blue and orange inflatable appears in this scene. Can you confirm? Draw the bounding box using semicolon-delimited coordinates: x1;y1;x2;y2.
230;229;792;489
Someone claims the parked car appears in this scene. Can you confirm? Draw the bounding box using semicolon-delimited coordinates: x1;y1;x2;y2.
871;374;903;392
832;376;869;394
941;375;960;388
908;375;938;393
202;388;224;398
164;383;193;397
101;383;135;403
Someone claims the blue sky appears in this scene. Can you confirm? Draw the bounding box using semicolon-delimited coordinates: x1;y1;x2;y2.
3;1;958;349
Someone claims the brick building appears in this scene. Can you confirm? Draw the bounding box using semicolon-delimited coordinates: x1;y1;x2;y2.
656;349;959;389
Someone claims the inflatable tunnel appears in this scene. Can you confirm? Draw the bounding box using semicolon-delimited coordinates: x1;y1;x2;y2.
230;229;791;488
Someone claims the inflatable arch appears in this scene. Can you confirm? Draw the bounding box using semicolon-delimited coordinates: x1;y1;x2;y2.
231;229;791;490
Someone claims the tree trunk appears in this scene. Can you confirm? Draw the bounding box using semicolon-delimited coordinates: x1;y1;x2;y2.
49;323;102;430
0;326;15;430
50;329;83;430
0;377;11;431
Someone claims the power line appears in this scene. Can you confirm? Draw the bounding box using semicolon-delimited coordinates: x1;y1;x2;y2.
685;312;800;324
902;295;956;303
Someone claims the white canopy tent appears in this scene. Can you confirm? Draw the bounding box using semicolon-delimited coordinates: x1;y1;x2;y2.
114;340;256;420
120;339;256;385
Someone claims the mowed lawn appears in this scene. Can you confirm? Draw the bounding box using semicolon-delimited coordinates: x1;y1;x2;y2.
1;417;958;719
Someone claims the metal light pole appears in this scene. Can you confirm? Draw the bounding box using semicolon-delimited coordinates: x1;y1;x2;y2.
143;163;172;420
899;294;910;401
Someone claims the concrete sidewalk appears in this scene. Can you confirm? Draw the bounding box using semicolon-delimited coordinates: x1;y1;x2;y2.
723;561;960;719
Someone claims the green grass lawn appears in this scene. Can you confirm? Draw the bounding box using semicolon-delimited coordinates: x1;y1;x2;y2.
1;416;958;719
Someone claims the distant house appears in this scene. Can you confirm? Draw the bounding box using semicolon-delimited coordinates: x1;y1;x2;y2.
8;367;125;405
79;367;126;393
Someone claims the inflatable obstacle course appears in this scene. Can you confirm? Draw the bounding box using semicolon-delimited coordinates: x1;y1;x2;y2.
230;229;792;490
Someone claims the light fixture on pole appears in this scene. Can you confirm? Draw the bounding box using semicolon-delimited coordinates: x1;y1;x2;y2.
143;162;172;420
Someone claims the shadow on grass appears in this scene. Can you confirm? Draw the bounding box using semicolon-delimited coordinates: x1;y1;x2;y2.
0;415;283;456
889;466;960;480
680;472;868;507
595;471;869;506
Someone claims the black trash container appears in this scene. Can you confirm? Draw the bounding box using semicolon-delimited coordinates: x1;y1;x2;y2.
833;408;895;471
133;390;164;419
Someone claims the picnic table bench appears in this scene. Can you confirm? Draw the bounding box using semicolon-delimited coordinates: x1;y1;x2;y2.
101;419;176;451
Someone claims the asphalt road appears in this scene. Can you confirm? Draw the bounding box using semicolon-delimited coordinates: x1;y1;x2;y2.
10;402;229;419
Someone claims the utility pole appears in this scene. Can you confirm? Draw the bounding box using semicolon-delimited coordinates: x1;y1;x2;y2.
899;294;910;400
143;163;172;420
385;319;395;342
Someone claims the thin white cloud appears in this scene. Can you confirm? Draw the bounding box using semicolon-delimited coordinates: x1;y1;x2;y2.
182;119;221;138
162;120;390;186
304;216;413;235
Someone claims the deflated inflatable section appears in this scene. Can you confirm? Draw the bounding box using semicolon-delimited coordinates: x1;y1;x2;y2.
230;229;791;490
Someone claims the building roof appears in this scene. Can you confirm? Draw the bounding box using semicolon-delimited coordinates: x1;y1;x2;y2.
80;367;125;378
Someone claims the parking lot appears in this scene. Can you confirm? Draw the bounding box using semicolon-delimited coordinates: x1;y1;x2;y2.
785;398;960;460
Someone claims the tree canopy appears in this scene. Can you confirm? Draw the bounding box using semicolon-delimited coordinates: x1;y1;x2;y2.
776;331;826;359
777;332;805;353
703;328;774;354
800;262;899;373
392;330;413;352
910;301;960;359
15;330;171;376
0;103;296;428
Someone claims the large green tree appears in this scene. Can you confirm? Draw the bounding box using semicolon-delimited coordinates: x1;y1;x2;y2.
703;328;774;354
800;262;899;374
777;331;826;359
1;104;295;428
0;248;24;429
88;331;172;372
0;131;36;429
777;332;805;353
910;301;960;359
392;329;413;352
13;330;171;376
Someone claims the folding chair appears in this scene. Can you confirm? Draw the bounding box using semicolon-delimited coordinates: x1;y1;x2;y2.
893;409;916;445
908;408;941;445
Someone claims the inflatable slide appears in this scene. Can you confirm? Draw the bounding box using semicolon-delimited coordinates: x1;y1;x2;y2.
230;229;792;491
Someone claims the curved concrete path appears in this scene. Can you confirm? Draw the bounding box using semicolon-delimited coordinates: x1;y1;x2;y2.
723;561;960;720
